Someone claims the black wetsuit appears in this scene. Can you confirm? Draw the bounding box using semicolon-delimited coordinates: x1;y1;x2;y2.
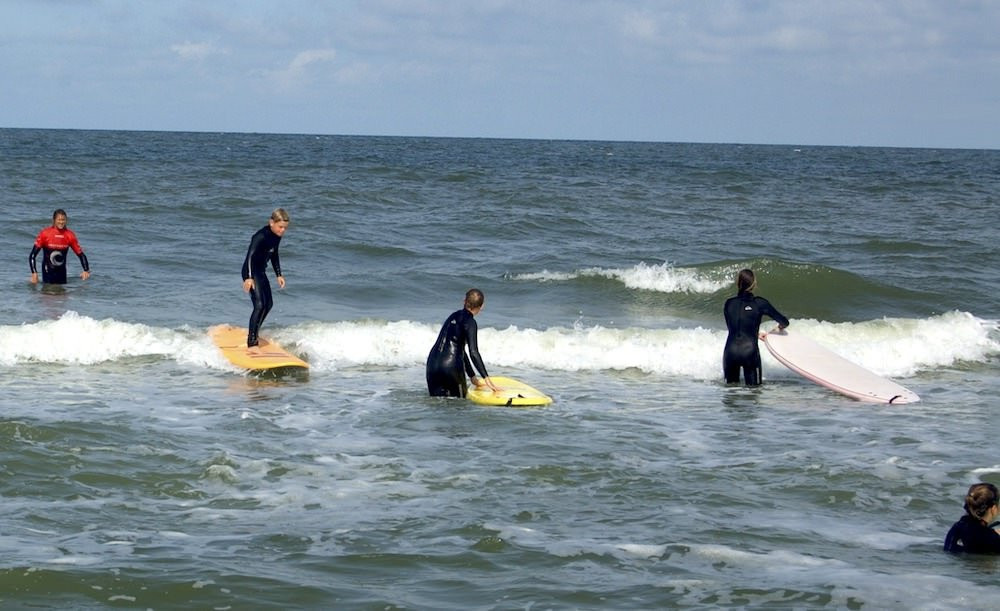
426;308;489;397
943;515;1000;554
242;225;282;347
723;291;789;386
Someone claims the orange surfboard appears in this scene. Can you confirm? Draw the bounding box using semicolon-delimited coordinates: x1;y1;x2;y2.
210;324;308;371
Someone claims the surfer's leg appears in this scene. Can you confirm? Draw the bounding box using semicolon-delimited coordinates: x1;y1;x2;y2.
743;351;763;386
427;372;462;397
426;351;465;397
246;276;273;347
723;345;742;384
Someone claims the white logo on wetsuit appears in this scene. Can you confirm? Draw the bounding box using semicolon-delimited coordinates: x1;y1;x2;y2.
49;251;66;267
744;305;753;311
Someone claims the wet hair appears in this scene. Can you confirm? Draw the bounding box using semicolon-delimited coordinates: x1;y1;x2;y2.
736;268;757;294
271;208;290;223
52;209;67;220
464;288;485;309
964;483;999;521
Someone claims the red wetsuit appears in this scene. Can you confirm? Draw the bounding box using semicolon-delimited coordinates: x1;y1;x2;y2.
29;226;89;284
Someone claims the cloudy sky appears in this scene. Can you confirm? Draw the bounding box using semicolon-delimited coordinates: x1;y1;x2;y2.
2;0;997;148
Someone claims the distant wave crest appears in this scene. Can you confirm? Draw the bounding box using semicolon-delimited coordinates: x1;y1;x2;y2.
508;262;729;294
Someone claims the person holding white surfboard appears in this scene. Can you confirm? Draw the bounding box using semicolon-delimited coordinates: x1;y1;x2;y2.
426;288;500;397
943;482;1000;554
242;208;290;352
723;268;789;386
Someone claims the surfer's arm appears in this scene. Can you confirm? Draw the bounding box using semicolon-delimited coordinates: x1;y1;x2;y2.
241;228;266;281
77;251;90;279
760;298;789;329
28;244;40;281
463;317;490;379
269;247;282;278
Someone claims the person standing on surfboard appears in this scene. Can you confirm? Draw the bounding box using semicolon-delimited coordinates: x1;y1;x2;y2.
943;482;1000;553
426;288;500;397
28;209;90;285
723;268;789;386
242;208;289;351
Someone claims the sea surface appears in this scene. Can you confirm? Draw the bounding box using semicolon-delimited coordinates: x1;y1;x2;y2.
1;128;998;609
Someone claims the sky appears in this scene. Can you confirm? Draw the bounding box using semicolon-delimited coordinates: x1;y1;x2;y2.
1;0;998;149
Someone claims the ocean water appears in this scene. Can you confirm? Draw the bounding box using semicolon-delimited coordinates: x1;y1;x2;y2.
1;128;998;609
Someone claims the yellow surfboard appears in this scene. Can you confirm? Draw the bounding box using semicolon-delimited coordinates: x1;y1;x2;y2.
210;324;309;371
467;376;553;407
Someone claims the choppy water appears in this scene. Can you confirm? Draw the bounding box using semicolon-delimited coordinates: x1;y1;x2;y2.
1;129;998;609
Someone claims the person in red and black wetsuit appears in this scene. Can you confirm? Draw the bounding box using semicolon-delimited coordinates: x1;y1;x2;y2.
426;288;500;397
242;208;290;350
723;268;789;386
29;209;91;285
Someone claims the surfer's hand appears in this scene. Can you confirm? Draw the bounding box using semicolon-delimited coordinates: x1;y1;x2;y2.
80;271;90;281
276;275;286;289
29;272;38;285
243;278;254;292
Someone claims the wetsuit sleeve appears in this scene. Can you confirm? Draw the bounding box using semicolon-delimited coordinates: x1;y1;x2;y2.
462;354;476;379
242;230;264;280
78;252;90;272
66;230;84;256
758;298;789;328
269;244;282;277
29;229;47;273
29;245;41;274
463;315;490;378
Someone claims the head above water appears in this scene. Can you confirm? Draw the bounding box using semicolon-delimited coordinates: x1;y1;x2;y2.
52;208;68;228
269;207;290;237
964;482;999;521
464;288;485;310
736;268;758;294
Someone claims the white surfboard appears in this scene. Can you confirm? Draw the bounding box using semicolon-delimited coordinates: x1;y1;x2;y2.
762;328;919;404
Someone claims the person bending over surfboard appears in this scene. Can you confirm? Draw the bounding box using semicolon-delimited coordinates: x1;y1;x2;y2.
723;268;789;386
426;288;500;397
943;482;1000;554
29;209;91;285
242;208;290;351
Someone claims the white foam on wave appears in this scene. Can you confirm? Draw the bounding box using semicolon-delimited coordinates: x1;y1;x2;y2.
2;310;994;380
283;310;996;380
510;261;728;293
0;311;225;369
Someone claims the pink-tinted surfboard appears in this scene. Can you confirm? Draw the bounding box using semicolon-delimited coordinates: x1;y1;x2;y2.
762;328;919;404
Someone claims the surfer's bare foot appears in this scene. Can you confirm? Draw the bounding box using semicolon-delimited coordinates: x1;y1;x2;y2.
247;345;262;355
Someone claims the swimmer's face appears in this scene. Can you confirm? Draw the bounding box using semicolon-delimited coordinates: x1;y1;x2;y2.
269;219;289;237
53;214;68;229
